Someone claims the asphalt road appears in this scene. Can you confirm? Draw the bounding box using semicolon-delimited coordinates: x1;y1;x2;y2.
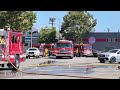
0;56;120;79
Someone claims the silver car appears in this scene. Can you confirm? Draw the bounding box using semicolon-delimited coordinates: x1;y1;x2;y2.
98;49;120;63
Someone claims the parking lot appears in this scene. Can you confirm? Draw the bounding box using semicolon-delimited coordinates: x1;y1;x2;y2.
0;56;120;79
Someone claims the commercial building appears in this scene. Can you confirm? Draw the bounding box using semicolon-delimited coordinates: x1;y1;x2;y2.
82;32;120;52
24;29;40;52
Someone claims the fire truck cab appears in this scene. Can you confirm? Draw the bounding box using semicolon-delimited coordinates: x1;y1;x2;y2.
0;29;25;70
54;40;74;59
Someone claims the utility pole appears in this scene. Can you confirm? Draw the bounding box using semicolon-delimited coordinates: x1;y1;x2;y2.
30;28;32;48
58;18;60;40
49;18;56;28
55;17;61;40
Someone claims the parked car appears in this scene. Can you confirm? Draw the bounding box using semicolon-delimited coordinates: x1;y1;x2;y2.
92;49;104;57
26;47;40;58
98;49;120;63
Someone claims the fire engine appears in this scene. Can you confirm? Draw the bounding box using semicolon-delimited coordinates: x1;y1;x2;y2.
0;28;25;70
45;43;55;56
33;43;55;57
40;43;55;56
73;43;93;57
54;40;74;59
82;44;93;56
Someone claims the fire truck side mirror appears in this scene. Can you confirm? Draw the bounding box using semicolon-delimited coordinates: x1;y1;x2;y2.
22;36;25;44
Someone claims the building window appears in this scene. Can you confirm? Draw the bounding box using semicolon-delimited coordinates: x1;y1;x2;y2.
112;38;116;42
107;38;111;42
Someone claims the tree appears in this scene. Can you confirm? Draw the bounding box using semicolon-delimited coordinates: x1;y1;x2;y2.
0;11;36;31
60;11;97;43
39;27;57;43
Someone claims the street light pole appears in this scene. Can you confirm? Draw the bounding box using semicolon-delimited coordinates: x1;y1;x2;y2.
30;28;32;48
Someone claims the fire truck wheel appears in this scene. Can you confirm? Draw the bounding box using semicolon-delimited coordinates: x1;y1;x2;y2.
70;56;73;59
12;55;20;71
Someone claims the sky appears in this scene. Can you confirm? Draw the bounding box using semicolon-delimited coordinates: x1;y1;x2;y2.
33;11;120;32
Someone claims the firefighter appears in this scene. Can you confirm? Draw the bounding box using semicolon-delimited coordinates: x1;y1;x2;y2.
75;48;79;57
44;48;49;57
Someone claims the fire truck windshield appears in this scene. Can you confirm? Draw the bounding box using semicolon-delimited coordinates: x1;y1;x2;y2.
56;43;72;48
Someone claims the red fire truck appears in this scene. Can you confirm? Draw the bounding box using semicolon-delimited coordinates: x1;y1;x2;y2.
82;44;93;56
44;43;54;56
54;40;74;59
0;29;25;70
35;43;55;57
73;43;93;57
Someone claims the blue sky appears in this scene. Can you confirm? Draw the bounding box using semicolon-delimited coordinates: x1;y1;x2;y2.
33;11;120;32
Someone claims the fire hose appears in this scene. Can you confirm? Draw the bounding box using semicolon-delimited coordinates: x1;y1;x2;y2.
6;58;116;79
